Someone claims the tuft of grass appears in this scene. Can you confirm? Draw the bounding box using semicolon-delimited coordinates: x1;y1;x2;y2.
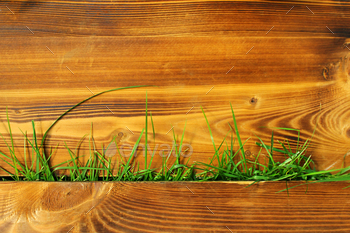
195;102;350;191
0;88;350;193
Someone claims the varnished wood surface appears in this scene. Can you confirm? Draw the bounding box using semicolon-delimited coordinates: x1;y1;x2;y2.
1;0;350;173
1;181;350;232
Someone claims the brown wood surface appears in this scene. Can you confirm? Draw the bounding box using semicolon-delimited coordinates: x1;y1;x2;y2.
1;181;350;232
1;0;350;173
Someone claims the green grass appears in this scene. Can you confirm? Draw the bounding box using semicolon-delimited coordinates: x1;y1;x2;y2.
1;86;350;192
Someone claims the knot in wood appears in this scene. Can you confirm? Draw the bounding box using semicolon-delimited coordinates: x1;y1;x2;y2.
250;97;257;104
323;60;340;81
346;128;350;138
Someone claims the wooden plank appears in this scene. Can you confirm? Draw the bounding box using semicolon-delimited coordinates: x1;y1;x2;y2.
1;1;350;174
1;181;350;232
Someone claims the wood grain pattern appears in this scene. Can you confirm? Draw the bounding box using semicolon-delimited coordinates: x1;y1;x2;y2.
1;181;350;232
1;0;350;174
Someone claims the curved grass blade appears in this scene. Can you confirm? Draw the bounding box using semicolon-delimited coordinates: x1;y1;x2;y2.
40;85;151;150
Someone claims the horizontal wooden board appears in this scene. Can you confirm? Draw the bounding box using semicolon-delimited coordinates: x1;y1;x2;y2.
1;0;350;174
1;181;350;232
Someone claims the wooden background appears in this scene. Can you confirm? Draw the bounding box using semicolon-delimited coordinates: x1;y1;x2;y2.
1;181;350;232
1;0;350;173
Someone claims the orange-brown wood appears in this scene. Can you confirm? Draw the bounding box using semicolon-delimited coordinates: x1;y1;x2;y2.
1;0;350;174
1;181;350;232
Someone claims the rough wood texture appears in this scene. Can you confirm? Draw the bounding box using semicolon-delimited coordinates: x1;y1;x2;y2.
1;181;350;232
1;0;350;174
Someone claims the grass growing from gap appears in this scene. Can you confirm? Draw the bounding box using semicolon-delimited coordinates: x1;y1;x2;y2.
196;104;350;191
1;86;350;192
